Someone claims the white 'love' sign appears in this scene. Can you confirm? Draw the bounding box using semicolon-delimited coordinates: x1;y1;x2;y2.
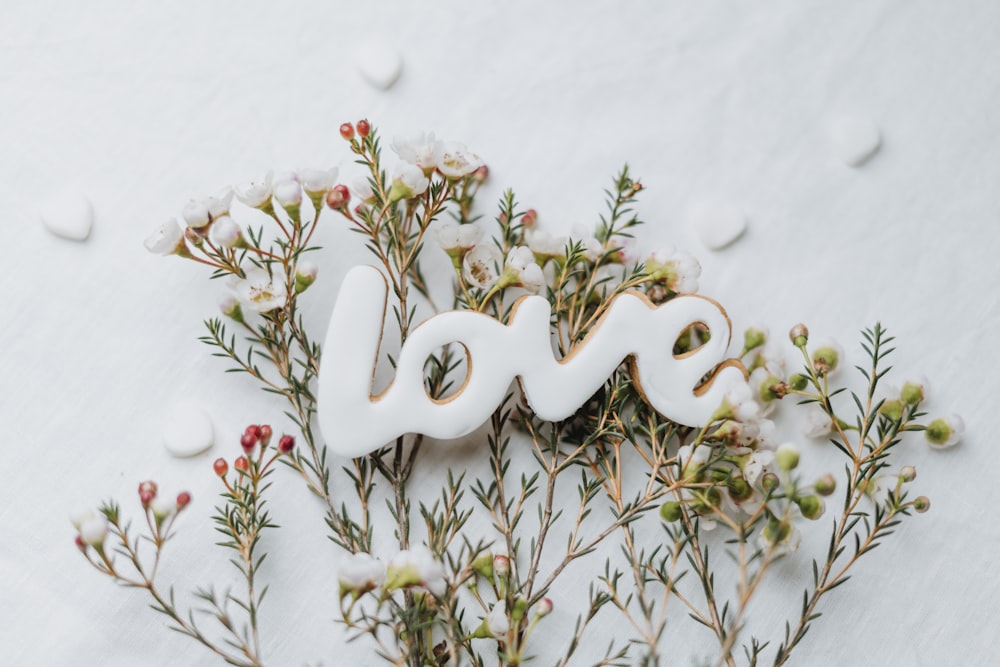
317;265;746;457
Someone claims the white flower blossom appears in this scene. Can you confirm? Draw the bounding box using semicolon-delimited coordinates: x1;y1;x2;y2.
144;220;185;255
741;448;774;486
386;544;446;596
337;552;386;596
209;215;242;248
435;142;483;179
802;404;834;439
501;246;545;293
151;496;175;520
273;178;303;208
79;515;109;548
389;162;430;201
299;167;339;195
462;244;502;290
485;601;509;639
525;229;568;262
645;245;701;294
392;132;443;173
206;188;234;220
234;173;274;209
435;222;483;253
70;507;98;530
571;225;604;262
351;177;376;204
231;268;287;313
181;199;211;229
677;444;712;477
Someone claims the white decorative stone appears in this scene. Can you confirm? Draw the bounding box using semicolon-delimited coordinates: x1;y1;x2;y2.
828;115;881;167
355;38;403;90
689;202;747;250
161;401;214;458
39;189;93;241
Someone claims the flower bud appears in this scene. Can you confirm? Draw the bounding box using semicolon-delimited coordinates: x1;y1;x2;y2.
493;554;511;578
796;494;824;520
900;376;928;405
258;424;272;447
788;373;809;391
213;458;229;477
521;208;538;229
811;339;843;376
325;184;351;210
470;552;494;579
234;455;250;473
273;179;303;209
138;481;158;508
913;496;931;513
659;500;683;522
176;491;192;511
535;597;554;618
774;443;800;472
761;472;780;492
240;432;258;454
789;323;809;347
278;434;295;454
339;123;355;140
295;260;318;293
74;534;87;551
743;327;767;354
899;466;917;483
879;398;904;422
472;164;489;183
814;473;836;496
356;118;371;137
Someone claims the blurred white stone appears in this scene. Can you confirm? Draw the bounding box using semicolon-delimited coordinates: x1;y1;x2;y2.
161;401;214;457
39;189;93;241
689;202;747;250
828;115;881;167
355;38;403;90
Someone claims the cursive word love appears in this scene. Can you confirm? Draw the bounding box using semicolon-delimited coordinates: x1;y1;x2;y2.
317;265;746;457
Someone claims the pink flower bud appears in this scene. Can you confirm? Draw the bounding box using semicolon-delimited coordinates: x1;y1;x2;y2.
278;434;295;454
176;492;192;511
234;456;250;473
259;425;273;447
213;458;228;477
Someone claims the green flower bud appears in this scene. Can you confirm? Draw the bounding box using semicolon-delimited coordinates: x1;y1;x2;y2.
814;473;837;496
788;373;809;391
728;477;753;502
743;327;767;354
660;501;683;522
471;552;494;580
761;473;780;493
796;494;824;520
511;597;529;624
913;496;931;513
879;398;904;422
900;378;926;405
789;323;809;348
775;443;800;472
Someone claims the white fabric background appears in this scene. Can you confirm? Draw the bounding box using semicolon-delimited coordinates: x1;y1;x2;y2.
2;1;998;665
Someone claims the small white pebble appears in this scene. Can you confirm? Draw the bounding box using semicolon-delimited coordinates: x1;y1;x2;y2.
161;401;214;458
689;202;747;250
354;38;403;90
828;115;881;167
39;189;93;241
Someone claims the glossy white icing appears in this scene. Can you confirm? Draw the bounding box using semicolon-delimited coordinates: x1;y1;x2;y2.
318;265;746;457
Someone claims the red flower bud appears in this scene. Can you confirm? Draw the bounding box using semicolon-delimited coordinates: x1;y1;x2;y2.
213;458;229;477
234;456;250;473
356;119;371;137
240;432;258;453
521;209;537;229
340;123;355;140
259;424;273;447
75;534;86;551
278;434;295;454
325;184;351;210
138;481;157;508
244;424;262;440
176;491;192;511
